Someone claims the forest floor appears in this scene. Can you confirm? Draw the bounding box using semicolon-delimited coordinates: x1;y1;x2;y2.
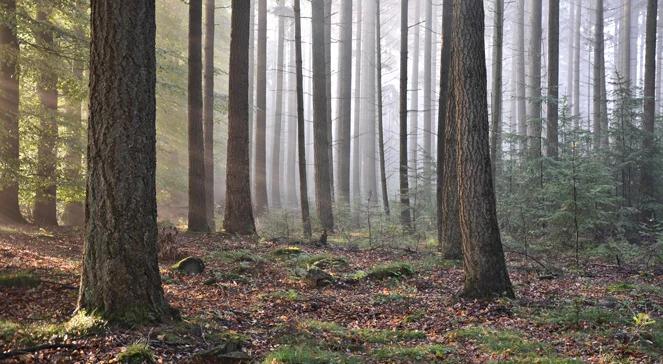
0;223;662;363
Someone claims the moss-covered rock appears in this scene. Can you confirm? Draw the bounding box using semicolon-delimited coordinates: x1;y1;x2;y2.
171;257;205;275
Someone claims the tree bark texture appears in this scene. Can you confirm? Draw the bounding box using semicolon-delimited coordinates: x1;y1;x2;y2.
254;0;269;215
203;0;216;230
399;0;412;229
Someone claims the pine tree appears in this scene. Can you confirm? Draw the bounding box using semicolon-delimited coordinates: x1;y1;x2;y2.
254;0;269;215
336;0;353;205
203;0;216;230
399;0;412;229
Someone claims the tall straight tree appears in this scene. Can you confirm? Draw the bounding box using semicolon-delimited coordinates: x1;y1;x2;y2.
490;0;504;176
203;0;215;229
451;0;514;299
254;0;268;215
572;0;581;119
438;0;460;259
188;0;209;232
526;0;542;160
271;0;286;209
224;0;256;235
593;0;608;151
78;0;172;321
376;0;389;215
546;0;559;158
361;0;377;200
294;0;312;238
0;0;25;224
399;0;412;229
352;1;363;206
324;0;334;200
312;0;335;231
286;26;298;207
619;0;632;85
409;0;421;184
516;0;526;154
34;4;58;226
336;0;353;205
641;0;658;209
422;0;433;193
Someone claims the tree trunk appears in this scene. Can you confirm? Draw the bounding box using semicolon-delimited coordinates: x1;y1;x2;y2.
187;0;209;232
546;0;559;158
409;0;421;186
641;0;658;208
336;0;353;205
573;0;581;119
294;0;312;238
203;0;215;230
325;0;334;202
593;0;605;151
567;1;575;104
376;0;389;215
254;0;269;215
490;0;504;178
399;0;412;229
0;0;26;224
287;24;298;208
224;0;256;235
312;0;335;231
33;5;59;226
78;0;172;322
451;0;514;299
423;0;433;194
516;0;526;154
438;0;460;259
526;0;542;160
361;0;377;201
352;0;363;207
271;1;285;210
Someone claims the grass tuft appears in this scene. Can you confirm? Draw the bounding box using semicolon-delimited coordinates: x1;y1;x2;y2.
117;342;155;364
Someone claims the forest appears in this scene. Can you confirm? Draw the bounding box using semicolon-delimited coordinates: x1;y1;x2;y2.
0;0;662;362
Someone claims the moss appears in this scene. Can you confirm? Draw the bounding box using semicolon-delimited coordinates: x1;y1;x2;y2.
607;282;636;293
404;309;427;323
367;262;415;280
533;304;627;328
117;342;155;364
0;271;40;288
452;326;543;355
0;320;19;342
64;310;107;336
372;293;411;305
371;344;449;362
300;320;425;344
263;345;358;364
296;254;349;269
273;246;303;257
260;289;300;302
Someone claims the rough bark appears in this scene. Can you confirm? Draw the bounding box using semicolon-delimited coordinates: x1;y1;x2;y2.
33;5;59;226
224;0;256;235
423;0;433;193
399;0;412;229
490;0;504;177
312;0;335;231
641;0;658;206
526;0;542;160
187;0;209;232
438;0;460;259
271;1;285;210
203;0;215;230
593;0;606;151
78;0;172;322
546;0;559;158
254;0;269;215
376;0;389;215
451;0;514;299
0;0;26;224
336;0;353;205
294;0;312;238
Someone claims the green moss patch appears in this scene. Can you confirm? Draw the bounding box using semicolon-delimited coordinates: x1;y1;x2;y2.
372;344;450;362
0;271;40;288
263;345;358;364
366;262;415;280
117;342;155;364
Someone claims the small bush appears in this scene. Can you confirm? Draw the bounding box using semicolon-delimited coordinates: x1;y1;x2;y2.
117;342;155;364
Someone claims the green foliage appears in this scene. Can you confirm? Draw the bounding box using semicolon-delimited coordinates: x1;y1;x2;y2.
263;345;358;364
0;271;40;288
273;246;303;257
0;320;19;342
371;344;449;362
261;289;300;302
366;262;415;280
117;342;155;364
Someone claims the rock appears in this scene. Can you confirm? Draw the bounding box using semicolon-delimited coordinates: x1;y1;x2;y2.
304;267;333;288
171;257;205;275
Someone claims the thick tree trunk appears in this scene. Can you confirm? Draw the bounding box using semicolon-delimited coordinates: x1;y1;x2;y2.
516;0;526;155
224;0;256;235
78;0;172;322
423;0;433;194
376;0;389;215
294;0;312;238
641;0;658;208
0;0;26;224
409;0;421;186
526;0;542;160
312;0;335;231
352;1;363;207
254;0;269;215
546;0;559;158
490;0;504;178
399;0;412;229
34;6;59;226
187;0;209;232
438;0;460;259
271;2;285;210
336;0;353;205
451;0;514;299
203;0;215;230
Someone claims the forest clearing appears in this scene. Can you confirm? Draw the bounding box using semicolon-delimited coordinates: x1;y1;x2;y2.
0;223;662;363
